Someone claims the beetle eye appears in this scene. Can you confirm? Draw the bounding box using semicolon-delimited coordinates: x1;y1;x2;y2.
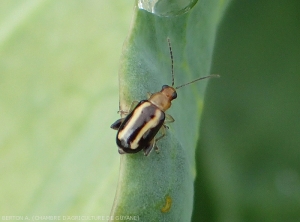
162;85;169;90
172;91;177;99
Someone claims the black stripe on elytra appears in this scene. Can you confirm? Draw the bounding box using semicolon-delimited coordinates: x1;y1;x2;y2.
127;104;158;144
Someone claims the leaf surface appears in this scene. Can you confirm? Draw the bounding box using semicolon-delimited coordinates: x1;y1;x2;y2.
111;1;230;221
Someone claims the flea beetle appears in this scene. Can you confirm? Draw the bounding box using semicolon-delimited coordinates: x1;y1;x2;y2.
111;38;219;156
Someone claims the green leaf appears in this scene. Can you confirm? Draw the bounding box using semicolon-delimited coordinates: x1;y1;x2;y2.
111;1;231;221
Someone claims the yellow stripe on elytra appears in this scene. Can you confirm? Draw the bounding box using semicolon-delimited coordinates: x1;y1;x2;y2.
130;108;162;149
117;102;152;147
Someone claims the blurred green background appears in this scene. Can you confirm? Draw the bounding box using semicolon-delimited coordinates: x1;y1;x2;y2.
0;0;133;218
1;0;300;221
193;0;300;222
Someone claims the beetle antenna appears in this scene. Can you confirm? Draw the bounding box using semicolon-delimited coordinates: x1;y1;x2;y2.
167;38;174;87
175;74;220;89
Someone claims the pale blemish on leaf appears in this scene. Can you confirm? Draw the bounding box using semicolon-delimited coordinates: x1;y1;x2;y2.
161;195;172;213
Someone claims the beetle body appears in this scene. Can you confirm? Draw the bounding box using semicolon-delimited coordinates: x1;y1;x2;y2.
111;85;178;156
113;100;165;155
111;38;219;156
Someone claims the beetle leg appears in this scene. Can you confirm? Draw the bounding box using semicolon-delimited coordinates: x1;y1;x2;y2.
129;100;139;112
117;100;139;116
165;114;175;123
118;147;126;154
113;101;138;129
161;114;174;130
147;92;153;99
143;139;156;156
117;110;128;116
156;125;167;142
110;118;124;130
